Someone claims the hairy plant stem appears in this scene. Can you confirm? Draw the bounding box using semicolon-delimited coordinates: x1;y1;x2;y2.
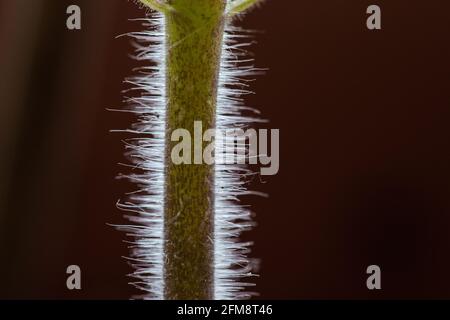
164;0;226;300
137;0;262;300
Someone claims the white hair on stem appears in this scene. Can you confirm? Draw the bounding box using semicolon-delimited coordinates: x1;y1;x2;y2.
115;13;166;300
214;22;266;299
116;11;264;300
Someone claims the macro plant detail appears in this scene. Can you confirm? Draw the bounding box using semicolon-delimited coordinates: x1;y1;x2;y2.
117;0;264;300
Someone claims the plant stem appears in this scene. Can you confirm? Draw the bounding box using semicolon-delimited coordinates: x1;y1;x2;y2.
164;0;226;300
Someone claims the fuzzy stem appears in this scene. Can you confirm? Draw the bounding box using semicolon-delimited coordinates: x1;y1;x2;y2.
163;0;226;300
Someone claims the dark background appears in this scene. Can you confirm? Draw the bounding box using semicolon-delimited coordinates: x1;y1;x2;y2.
1;0;450;299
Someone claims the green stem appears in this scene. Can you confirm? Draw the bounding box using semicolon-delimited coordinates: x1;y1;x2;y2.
138;0;261;300
164;0;226;300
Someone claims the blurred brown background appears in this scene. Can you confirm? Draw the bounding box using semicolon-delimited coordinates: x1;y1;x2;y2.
0;0;450;299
